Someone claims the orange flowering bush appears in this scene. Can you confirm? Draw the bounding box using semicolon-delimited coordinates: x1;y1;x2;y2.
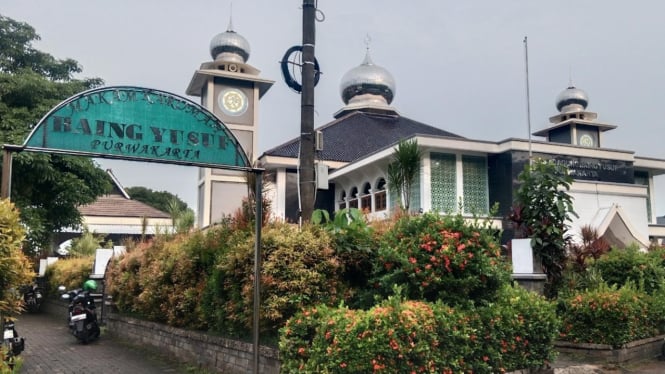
475;285;561;371
280;298;468;373
372;213;511;306
280;285;559;373
558;283;656;346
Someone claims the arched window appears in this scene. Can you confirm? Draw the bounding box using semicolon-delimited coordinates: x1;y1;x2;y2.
374;178;387;211
339;190;347;210
348;186;359;209
361;182;372;211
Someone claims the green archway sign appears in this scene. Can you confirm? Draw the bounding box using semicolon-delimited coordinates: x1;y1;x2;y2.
2;86;264;374
18;86;250;169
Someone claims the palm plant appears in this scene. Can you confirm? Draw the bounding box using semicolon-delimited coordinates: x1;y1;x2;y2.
386;139;422;211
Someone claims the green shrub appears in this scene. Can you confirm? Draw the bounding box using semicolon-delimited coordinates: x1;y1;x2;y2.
280;299;469;373
45;256;94;295
0;351;22;373
107;228;235;329
475;285;560;371
0;199;34;315
559;283;656;346
647;286;665;333
210;223;344;336
313;208;377;309
135;234;208;328
105;242;146;313
590;247;665;295
372;212;511;306
279;285;559;373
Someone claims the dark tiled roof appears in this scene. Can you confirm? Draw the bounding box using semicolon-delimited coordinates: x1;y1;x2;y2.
262;111;464;162
79;195;171;218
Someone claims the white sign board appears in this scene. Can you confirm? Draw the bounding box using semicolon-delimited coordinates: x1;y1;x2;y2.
92;248;114;278
511;238;534;274
38;257;60;276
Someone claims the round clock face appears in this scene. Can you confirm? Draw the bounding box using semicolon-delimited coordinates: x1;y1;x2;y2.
579;134;594;147
218;88;248;116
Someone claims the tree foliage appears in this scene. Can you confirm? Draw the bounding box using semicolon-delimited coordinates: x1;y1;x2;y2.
0;15;111;254
66;226;112;258
125;186;193;233
125;186;188;214
512;158;576;298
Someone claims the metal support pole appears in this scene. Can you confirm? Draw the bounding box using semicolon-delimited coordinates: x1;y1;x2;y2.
299;0;317;222
2;149;13;200
523;36;533;164
252;168;264;374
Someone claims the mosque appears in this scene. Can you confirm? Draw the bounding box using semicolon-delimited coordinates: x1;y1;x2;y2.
188;22;665;249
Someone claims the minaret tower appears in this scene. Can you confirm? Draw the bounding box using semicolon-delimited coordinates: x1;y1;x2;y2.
186;16;274;227
533;85;616;147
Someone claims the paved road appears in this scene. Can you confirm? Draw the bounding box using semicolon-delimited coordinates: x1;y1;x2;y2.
15;312;188;374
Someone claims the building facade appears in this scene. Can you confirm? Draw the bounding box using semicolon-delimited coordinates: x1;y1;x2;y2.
193;24;665;248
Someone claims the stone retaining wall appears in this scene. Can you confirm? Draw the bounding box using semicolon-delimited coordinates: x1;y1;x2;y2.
43;300;279;373
555;335;665;364
105;313;280;374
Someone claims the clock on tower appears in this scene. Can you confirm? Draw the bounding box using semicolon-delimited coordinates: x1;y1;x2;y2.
218;88;248;116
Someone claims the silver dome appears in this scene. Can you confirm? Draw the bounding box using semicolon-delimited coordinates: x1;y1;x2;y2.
340;50;396;105
555;86;588;112
209;19;250;63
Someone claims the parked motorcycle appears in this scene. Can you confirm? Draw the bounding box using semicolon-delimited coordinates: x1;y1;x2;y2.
59;280;100;344
2;317;25;369
21;283;44;313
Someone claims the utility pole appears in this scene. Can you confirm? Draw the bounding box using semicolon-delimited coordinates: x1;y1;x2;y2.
299;0;316;222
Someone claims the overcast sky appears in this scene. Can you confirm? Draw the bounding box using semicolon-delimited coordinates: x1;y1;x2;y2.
5;1;665;214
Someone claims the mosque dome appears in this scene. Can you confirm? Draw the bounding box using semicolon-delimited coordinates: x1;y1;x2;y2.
340;50;396;105
209;19;250;63
555;86;588;113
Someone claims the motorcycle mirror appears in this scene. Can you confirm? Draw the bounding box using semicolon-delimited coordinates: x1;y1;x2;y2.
57;285;66;292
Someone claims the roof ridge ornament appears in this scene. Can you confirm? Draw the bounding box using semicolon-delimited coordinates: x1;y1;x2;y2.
227;3;235;32
362;34;374;65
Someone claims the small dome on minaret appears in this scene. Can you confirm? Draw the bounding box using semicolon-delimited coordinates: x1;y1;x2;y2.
339;48;396;106
209;16;250;63
555;86;589;113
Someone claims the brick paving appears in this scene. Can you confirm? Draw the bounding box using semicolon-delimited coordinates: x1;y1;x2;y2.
15;312;187;374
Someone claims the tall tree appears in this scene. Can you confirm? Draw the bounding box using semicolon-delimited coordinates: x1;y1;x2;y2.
0;15;111;255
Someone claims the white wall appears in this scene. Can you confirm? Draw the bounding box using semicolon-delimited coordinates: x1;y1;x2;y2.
568;181;648;241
